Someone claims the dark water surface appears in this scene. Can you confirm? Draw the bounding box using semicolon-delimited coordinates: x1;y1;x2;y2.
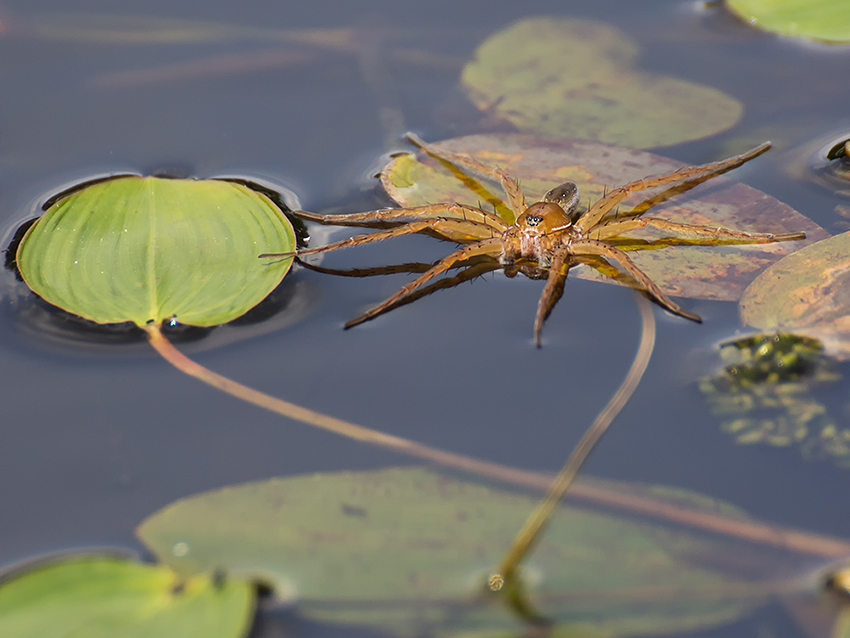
1;0;848;636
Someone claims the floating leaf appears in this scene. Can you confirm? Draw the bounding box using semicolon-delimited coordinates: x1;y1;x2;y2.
0;553;254;638
739;232;850;359
138;467;778;637
16;176;295;327
381;134;826;301
725;0;850;44
461;17;743;148
13;173;495;472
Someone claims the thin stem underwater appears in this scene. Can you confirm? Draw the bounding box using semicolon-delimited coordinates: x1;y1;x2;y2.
142;323;850;559
493;293;656;595
143;322;556;483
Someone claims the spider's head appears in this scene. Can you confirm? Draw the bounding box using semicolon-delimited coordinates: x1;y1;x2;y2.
516;202;573;235
543;182;582;222
505;199;576;265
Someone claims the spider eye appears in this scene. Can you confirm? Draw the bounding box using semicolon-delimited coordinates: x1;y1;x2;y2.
526;215;543;226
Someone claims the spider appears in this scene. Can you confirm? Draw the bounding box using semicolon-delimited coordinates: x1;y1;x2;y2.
262;134;806;346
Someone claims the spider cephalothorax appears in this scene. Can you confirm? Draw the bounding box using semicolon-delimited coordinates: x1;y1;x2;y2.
502;196;577;267
261;134;806;346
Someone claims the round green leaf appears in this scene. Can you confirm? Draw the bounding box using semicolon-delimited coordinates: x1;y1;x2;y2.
740;232;850;359
461;17;743;148
381;134;826;301
725;0;850;44
0;553;254;638
137;467;772;637
17;176;295;327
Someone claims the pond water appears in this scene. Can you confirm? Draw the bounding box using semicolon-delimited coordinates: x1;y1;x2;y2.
0;0;848;636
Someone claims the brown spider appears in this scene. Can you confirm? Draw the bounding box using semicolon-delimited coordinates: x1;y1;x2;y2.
262;134;806;346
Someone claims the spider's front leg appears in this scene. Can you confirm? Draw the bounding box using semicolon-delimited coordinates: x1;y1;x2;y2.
295;203;507;230
576;142;772;233
533;248;571;347
259;215;501;259
405;132;528;219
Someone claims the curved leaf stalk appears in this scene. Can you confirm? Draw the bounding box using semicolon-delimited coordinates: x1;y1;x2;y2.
489;293;655;621
142;323;850;559
143;323;555;486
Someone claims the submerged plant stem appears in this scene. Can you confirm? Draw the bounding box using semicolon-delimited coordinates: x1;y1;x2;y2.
143;323;555;486
142;323;850;559
494;293;655;602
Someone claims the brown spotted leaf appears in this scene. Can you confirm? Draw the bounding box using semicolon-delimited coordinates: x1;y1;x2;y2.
740;232;850;359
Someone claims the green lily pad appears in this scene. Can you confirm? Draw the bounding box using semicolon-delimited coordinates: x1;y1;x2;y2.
0;553;254;638
137;467;776;637
16;176;295;327
725;0;850;44
381;134;826;301
461;17;743;148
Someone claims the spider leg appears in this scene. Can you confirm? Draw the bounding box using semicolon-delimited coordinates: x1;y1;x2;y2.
259;217;498;258
296;257;434;277
571;239;702;323
576;142;771;233
344;237;503;328
601;157;781;223
610;172;743;222
592;217;807;243
406;132;528;220
533;248;570;347
340;259;501;323
295;203;507;230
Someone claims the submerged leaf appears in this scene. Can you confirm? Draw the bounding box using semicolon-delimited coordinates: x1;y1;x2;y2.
740;232;850;359
725;0;850;44
137;467;779;637
699;333;850;466
31;14;287;45
461;17;743;148
16;176;295;327
381;134;825;301
0;553;254;638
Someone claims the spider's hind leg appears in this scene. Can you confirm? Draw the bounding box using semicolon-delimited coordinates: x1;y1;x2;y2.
295;258;434;278
344;237;503;328
573;239;702;323
334;259;501;324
